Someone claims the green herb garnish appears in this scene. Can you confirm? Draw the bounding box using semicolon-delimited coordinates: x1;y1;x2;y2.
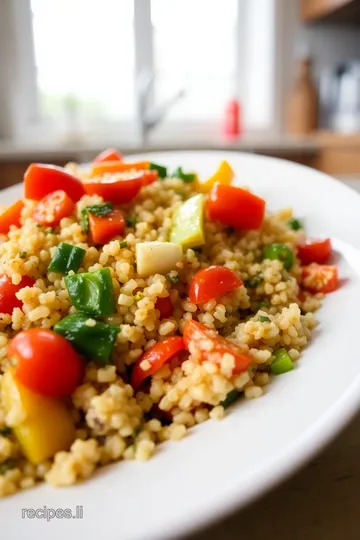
81;208;89;233
126;216;137;227
245;275;263;288
18;251;27;259
44;227;55;235
288;218;302;231
86;202;113;217
119;240;128;248
221;389;242;409
258;315;270;323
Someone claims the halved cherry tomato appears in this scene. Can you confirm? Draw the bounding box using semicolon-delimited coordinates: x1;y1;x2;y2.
189;266;243;304
90;160;149;177
24;164;85;202
297;238;332;265
142;170;158;186
131;336;185;389
83;171;146;204
0;275;35;315
89;208;125;244
9;329;84;398
0;200;24;234
33;190;75;226
155;296;173;319
301;264;338;293
207;184;265;230
183;320;251;374
93;148;123;163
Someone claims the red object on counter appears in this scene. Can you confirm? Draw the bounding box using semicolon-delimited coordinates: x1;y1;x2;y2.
223;99;242;139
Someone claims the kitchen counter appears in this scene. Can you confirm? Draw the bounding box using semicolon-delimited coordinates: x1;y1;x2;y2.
0;135;319;162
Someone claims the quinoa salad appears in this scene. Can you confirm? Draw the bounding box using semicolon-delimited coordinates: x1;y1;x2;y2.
0;150;339;497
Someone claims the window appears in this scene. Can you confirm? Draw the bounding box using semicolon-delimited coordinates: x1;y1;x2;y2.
0;0;280;145
151;0;238;121
31;0;135;128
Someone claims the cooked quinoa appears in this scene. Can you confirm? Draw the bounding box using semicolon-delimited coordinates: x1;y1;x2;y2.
0;156;334;497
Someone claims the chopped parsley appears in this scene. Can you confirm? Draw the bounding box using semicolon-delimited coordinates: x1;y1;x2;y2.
80;208;89;233
288;218;302;231
221;389;242;409
245;275;263;288
86;202;113;217
119;240;128;249
44;227;55;235
258;315;271;323
18;251;27;259
126;216;137;228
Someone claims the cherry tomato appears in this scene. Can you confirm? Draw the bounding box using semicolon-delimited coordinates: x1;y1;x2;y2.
155;296;173;319
0;275;35;315
93;148;123;163
0;200;24;234
183;319;251;374
207;184;265;230
189;266;243;304
83;171;145;204
90;160;149;177
24;164;85;202
33;190;75;227
131;336;185;389
9;329;84;398
301;264;338;293
297;238;332;265
89;208;125;244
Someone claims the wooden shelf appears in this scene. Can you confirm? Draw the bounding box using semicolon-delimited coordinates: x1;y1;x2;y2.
302;0;360;23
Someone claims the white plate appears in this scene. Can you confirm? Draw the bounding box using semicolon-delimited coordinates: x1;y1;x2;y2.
2;151;360;540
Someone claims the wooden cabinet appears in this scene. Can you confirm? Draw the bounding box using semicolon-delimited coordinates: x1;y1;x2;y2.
302;0;360;22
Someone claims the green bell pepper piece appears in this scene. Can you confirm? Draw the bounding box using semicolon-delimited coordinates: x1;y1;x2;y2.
271;348;294;375
149;162;167;179
48;242;86;274
170;194;205;250
171;167;196;183
54;313;119;365
263;243;294;271
65;267;115;317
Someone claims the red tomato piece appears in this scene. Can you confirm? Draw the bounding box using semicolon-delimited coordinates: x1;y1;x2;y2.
207;184;265;230
183;319;251;374
93;148;123;163
155;296;173;319
301;264;338;293
90;160;149;177
88;208;125;244
33;190;75;227
189;266;243;304
297;238;332;265
0;275;35;315
9;329;84;398
24;164;85;202
142;170;158;186
131;336;185;389
83;171;145;204
0;200;24;234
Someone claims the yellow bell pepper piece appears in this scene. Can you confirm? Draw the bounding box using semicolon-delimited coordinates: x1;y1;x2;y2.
198;160;234;193
1;370;76;464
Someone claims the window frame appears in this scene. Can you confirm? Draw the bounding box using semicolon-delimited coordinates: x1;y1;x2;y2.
0;0;286;146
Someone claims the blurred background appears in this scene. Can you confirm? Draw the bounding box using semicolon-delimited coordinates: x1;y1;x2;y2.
0;0;360;188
